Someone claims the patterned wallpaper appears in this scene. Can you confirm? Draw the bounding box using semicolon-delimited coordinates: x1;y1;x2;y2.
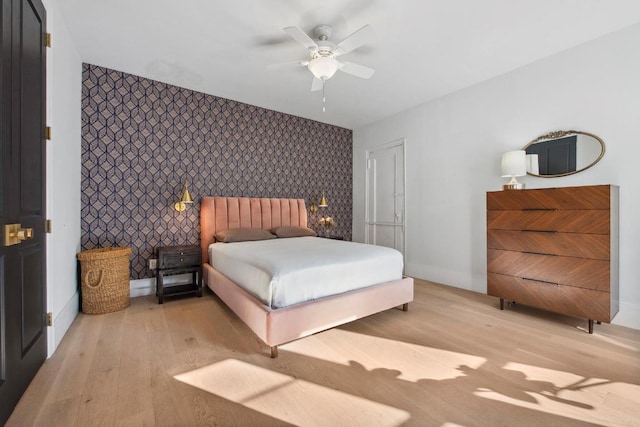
81;64;352;279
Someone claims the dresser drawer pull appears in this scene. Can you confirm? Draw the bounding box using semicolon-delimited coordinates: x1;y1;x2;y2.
522;277;558;286
180;258;184;262
521;229;558;234
522;251;558;256
522;208;559;211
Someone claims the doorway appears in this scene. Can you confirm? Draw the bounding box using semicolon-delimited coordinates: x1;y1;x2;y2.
365;139;406;256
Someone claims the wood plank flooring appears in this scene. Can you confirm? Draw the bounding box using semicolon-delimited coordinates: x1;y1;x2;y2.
7;279;640;426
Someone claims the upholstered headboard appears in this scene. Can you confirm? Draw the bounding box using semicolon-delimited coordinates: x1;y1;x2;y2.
200;197;308;264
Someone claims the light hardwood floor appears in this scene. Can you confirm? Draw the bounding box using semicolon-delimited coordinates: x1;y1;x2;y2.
7;279;640;426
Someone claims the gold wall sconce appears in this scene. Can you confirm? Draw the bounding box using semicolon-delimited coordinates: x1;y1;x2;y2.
309;191;328;213
174;182;194;212
319;192;328;207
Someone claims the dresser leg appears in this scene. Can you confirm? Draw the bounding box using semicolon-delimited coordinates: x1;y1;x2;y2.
588;319;594;334
500;298;505;310
270;346;278;358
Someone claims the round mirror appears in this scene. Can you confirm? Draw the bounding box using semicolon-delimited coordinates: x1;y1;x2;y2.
522;130;605;177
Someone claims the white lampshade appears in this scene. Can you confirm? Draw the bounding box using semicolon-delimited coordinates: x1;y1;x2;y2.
526;154;539;175
501;150;527;178
308;57;339;80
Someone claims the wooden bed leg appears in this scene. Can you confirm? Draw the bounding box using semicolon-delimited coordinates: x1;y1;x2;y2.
402;303;409;312
270;346;278;358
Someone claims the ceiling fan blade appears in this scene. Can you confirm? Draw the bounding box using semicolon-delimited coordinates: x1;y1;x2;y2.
266;60;309;70
283;26;318;51
338;61;375;79
310;77;323;92
335;24;374;56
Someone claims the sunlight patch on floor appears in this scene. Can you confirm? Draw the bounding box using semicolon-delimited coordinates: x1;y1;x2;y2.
503;362;640;403
474;362;640;425
592;333;640;352
282;329;487;382
174;359;411;426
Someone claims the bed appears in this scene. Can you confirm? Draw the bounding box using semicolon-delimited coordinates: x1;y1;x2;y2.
200;196;414;357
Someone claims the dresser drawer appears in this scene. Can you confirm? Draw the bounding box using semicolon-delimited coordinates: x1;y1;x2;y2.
487;210;609;234
158;246;201;269
487;185;612;210
487;273;614;322
487;249;610;291
487;229;610;260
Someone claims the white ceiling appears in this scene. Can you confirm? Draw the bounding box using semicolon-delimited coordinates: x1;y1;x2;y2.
56;0;640;130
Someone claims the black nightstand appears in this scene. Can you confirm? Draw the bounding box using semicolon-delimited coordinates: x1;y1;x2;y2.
156;245;202;304
319;235;344;240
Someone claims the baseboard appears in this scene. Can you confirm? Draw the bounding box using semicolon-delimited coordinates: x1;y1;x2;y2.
130;277;156;297
130;274;193;298
612;301;640;330
47;291;79;357
405;263;481;292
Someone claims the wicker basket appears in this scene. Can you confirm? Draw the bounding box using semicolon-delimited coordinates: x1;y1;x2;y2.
77;247;132;314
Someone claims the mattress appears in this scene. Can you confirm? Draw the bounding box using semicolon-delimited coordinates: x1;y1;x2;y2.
208;236;404;308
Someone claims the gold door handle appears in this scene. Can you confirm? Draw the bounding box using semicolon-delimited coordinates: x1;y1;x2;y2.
17;227;34;240
3;224;34;246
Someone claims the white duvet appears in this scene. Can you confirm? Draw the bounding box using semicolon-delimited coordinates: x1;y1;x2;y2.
208;236;404;308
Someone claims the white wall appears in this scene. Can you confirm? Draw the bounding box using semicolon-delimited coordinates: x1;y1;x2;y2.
43;0;83;356
353;23;640;330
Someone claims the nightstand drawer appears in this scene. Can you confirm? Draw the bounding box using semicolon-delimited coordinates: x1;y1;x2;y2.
157;245;201;268
160;253;200;268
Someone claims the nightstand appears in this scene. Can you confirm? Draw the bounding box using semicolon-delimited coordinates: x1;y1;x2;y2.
156;245;202;304
319;235;344;240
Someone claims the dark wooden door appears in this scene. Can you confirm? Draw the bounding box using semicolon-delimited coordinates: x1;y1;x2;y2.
0;0;47;423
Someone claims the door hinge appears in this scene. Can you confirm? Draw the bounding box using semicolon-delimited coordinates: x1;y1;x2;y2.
45;219;52;233
46;312;53;326
45;33;52;48
45;126;52;140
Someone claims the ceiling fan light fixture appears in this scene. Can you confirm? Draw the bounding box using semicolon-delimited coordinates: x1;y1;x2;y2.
308;57;339;80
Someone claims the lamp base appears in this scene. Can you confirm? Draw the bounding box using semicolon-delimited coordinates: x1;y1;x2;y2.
503;182;525;190
503;175;525;190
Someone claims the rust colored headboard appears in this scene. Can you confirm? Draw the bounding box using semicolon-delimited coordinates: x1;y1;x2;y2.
200;197;308;264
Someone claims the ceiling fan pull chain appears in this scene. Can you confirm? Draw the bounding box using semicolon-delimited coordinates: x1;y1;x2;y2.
322;79;326;112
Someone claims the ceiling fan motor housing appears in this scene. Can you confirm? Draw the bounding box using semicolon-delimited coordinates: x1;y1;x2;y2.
312;25;337;59
313;24;332;41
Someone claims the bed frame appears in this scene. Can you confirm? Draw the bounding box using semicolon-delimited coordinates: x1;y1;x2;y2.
200;196;414;357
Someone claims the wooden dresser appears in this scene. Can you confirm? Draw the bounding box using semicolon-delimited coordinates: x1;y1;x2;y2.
486;185;619;333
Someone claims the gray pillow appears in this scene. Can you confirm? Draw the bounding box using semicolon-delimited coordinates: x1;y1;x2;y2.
270;225;317;238
215;228;276;243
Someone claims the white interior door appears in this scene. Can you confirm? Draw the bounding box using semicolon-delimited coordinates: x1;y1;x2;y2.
365;139;405;256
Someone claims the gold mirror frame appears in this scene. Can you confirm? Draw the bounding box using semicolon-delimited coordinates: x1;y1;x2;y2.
523;130;606;178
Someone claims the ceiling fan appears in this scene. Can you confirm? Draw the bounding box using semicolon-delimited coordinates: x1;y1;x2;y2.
268;24;375;111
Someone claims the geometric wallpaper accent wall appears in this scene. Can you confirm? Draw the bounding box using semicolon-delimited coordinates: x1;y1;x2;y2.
81;64;352;279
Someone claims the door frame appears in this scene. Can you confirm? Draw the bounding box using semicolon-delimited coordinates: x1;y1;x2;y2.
364;138;406;257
